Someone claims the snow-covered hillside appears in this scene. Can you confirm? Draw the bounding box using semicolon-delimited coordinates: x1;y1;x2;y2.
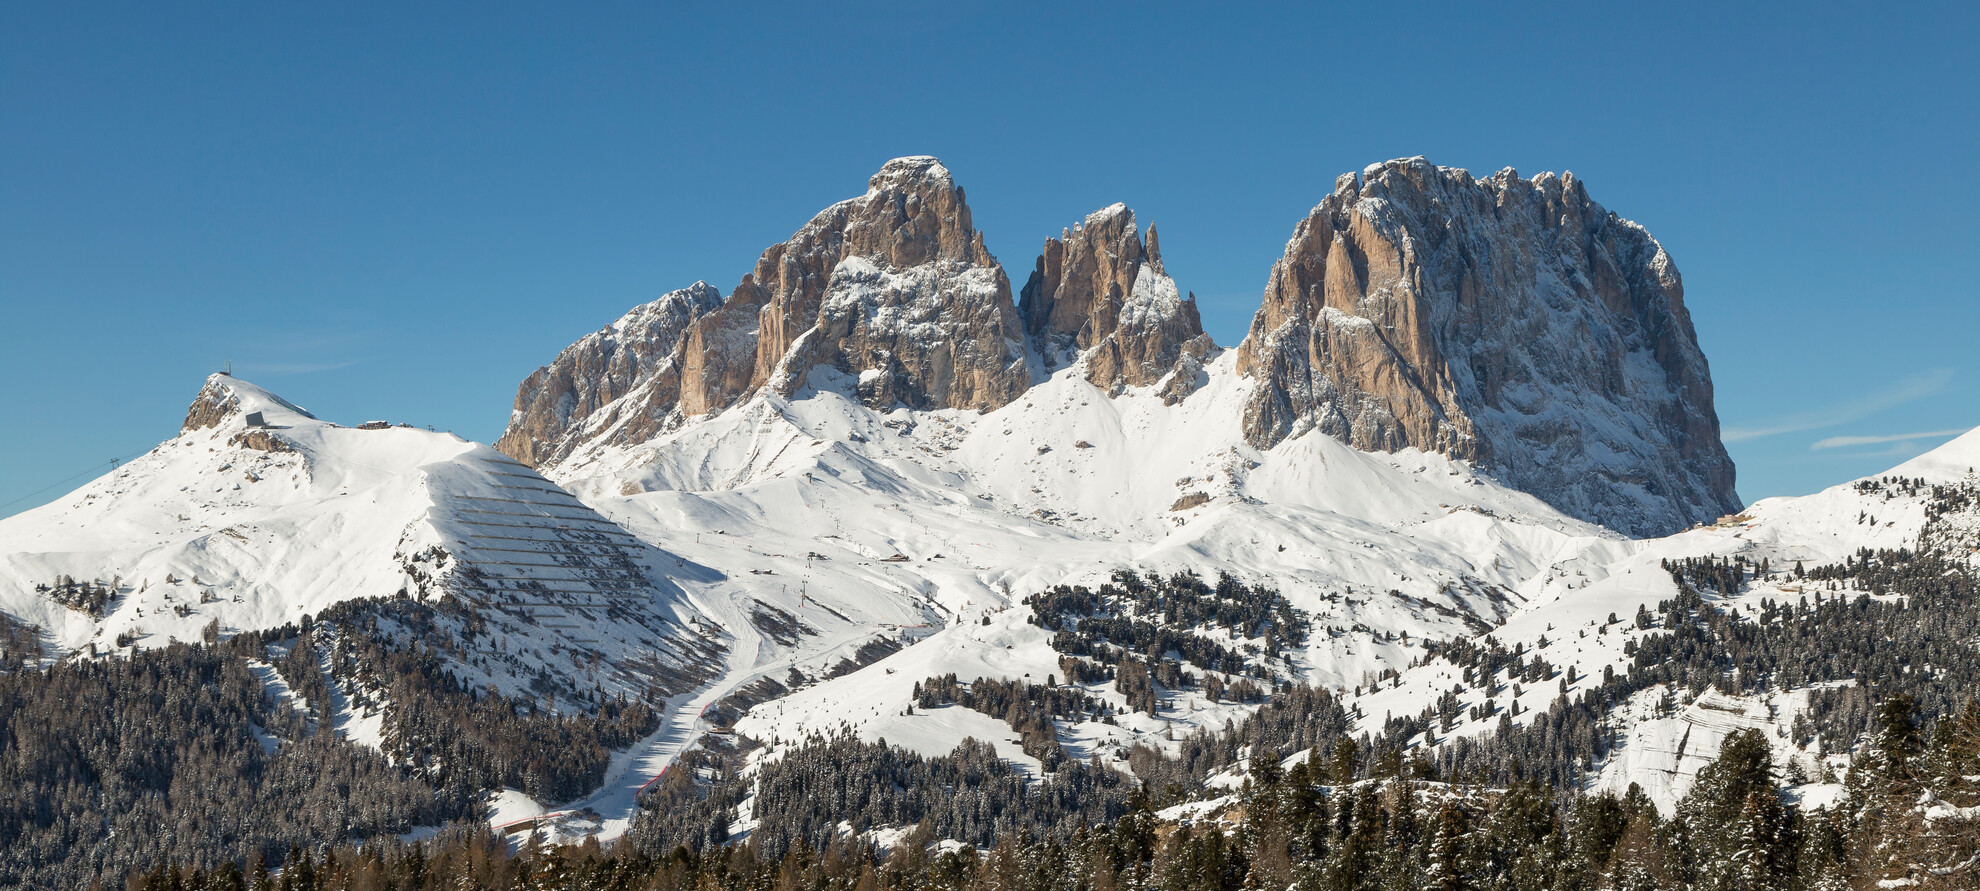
545;349;1634;689
1340;427;1980;811
476;350;1644;798
7;271;1973;849
7;372;1969;840
1;375;471;650
601;371;1976;817
0;373;731;719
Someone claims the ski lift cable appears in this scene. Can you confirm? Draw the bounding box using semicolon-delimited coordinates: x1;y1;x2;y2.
0;452;148;514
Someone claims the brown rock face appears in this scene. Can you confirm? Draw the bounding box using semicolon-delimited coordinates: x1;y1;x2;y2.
1157;336;1217;407
1235;158;1738;537
1018;204;1213;396
499;157;1032;466
228;430;294;453
182;376;241;432
494;282;723;467
677;156;1029;415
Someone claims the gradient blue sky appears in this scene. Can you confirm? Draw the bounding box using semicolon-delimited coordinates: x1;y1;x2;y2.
4;2;1976;519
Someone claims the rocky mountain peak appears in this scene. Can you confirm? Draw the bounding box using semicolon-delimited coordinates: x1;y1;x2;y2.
836;156;992;270
734;154;1027;412
182;374;242;432
498;157;1738;539
1019;204;1212;398
1235;156;1737;537
494;281;725;468
499;158;1031;467
181;374;317;434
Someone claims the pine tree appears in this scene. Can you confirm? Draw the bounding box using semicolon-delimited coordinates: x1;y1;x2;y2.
1677;729;1785;891
1845;694;1931;885
1420;801;1469;891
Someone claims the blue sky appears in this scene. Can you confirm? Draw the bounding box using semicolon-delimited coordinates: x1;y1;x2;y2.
3;2;1976;519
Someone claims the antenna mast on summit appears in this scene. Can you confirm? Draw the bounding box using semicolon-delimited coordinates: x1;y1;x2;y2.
222;359;232;376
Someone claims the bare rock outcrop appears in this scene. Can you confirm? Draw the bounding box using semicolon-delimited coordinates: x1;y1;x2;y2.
499;157;1031;467
677;156;1029;416
182;376;242;432
1018;204;1213;397
1235;157;1737;536
182;374;315;433
494;282;723;467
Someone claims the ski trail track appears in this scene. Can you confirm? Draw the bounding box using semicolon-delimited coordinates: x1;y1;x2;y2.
539;573;887;842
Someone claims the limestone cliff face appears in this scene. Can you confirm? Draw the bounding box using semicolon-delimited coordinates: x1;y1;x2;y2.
498;155;1737;539
679;156;1030;415
499;158;1031;466
1235;157;1737;536
1018;204;1213;399
494;282;723;467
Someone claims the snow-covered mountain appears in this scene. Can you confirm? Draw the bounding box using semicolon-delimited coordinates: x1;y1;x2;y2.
0;373;732;715
713;416;1978;821
436;156;1759;831
1236;159;1738;537
470;154;1734;735
475;155;1963;828
497;156;1736;537
6;155;1941;855
1345;426;1980;811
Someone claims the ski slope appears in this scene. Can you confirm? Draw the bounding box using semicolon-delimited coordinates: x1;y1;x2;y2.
516;354;1658;789
594;369;1977;815
0;374;726;746
6;370;1973;835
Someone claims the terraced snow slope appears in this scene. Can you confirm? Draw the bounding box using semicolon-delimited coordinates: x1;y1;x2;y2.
0;376;737;837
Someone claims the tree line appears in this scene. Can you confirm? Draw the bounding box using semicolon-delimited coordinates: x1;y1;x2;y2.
127;691;1980;889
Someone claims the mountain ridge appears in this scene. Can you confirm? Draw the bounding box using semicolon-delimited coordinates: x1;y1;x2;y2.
497;155;1737;537
0;157;1861;876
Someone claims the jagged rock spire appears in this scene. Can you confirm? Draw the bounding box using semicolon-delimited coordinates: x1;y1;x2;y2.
498;158;1033;466
678;156;1029;416
1018;204;1213;399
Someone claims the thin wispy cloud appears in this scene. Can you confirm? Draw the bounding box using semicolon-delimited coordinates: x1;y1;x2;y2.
1810;429;1969;450
1721;368;1954;443
234;360;361;376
